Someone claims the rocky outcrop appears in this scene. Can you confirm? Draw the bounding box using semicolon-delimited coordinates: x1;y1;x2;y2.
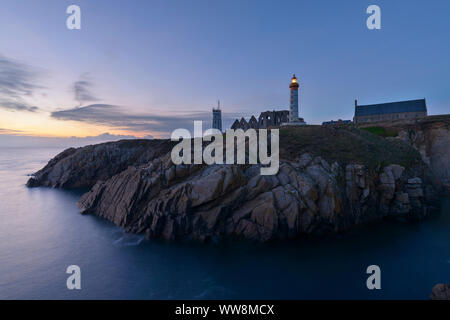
370;115;450;193
78;151;438;242
430;284;450;300
398;120;450;193
28;122;445;243
27;139;173;188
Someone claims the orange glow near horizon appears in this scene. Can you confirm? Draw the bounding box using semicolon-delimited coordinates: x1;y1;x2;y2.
0;110;160;139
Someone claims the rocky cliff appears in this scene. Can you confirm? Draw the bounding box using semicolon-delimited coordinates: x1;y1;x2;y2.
78;151;438;242
396;116;450;193
27;139;173;188
27;124;444;242
430;283;450;300
358;115;450;194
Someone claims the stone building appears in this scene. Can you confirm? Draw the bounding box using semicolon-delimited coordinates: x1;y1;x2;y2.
231;110;293;130
322;119;352;125
230;75;305;130
354;99;427;124
259;110;290;127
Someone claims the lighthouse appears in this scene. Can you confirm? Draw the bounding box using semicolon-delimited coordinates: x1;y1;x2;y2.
289;74;299;123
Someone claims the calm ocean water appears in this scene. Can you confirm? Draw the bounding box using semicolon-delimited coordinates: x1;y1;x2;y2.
0;147;449;300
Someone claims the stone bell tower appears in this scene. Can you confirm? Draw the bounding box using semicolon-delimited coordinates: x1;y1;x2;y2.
212;100;222;132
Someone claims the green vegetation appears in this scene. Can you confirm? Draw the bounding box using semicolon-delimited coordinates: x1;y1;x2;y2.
361;126;398;137
279;125;421;169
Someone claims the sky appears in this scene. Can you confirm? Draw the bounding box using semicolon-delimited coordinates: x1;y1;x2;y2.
0;0;449;144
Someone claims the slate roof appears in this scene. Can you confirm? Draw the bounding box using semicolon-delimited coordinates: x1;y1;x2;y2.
355;99;427;117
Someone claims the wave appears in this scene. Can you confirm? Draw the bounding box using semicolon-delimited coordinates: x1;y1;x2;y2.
112;231;145;247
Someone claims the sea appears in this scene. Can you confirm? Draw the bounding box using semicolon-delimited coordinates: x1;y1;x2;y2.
0;147;449;299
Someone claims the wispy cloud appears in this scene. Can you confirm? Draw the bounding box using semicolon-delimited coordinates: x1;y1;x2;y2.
0;127;25;134
51;104;242;136
0;101;38;112
0;55;42;112
72;73;99;106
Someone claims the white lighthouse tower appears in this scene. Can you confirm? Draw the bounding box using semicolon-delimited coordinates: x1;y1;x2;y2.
281;74;305;126
289;74;299;123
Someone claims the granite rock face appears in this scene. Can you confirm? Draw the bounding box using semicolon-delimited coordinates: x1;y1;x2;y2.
27;139;173;188
430;284;450;300
78;152;438;242
27;120;446;243
395;117;450;193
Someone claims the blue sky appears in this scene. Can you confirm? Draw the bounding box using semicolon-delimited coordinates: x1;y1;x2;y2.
0;0;449;139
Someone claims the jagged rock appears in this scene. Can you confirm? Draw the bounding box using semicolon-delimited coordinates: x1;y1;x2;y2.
295;153;313;168
408;177;422;184
76;151;439;242
345;164;366;201
430;284;450;300
390;164;405;181
395;117;450;193
378;165;405;213
407;184;424;198
392;192;411;214
27;139;173;188
28;120;447;242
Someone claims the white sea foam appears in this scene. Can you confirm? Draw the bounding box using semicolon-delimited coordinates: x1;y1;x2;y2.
112;232;145;247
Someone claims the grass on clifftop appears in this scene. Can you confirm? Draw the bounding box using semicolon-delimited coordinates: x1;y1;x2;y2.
279;125;422;169
361;126;399;137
